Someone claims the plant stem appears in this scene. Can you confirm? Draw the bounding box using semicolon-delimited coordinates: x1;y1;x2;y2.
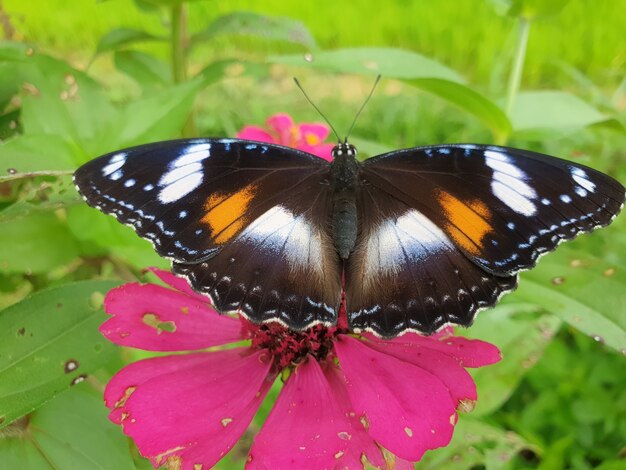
170;3;187;84
170;3;197;136
505;17;531;116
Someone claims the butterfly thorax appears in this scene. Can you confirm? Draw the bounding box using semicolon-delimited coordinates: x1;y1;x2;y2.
330;142;360;259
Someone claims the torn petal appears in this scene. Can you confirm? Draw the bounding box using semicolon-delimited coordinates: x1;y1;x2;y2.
335;335;456;462
107;348;272;469
102;283;241;351
248;358;353;469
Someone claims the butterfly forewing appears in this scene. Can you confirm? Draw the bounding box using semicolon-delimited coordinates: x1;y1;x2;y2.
362;144;625;277
74;139;328;262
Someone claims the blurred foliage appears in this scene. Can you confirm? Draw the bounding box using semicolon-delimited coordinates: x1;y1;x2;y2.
0;0;624;468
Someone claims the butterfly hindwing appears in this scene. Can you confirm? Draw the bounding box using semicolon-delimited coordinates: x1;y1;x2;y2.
74;139;329;262
345;183;517;337
362;144;625;276
172;181;343;330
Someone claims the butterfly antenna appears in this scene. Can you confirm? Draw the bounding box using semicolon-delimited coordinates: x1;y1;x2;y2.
345;74;381;142
293;77;341;142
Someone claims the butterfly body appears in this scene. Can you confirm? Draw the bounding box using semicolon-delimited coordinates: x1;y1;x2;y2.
329;142;360;258
74;138;624;338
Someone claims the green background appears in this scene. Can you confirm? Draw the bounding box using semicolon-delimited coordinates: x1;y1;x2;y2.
0;0;625;468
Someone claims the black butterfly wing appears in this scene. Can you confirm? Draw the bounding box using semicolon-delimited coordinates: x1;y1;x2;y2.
171;180;343;329
344;183;517;337
345;144;624;337
75;139;343;330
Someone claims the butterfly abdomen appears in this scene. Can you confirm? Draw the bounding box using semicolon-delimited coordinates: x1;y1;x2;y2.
330;145;360;259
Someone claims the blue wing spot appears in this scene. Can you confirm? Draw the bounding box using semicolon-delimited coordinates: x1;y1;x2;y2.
560;194;572;203
179;210;188;218
507;222;516;230
424;149;433;157
438;148;451;155
245;144;257;150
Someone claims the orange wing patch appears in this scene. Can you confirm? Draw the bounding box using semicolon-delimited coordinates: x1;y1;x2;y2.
438;191;493;255
202;184;257;244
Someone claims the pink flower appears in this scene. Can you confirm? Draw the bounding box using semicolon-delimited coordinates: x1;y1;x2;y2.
101;269;501;469
237;113;335;161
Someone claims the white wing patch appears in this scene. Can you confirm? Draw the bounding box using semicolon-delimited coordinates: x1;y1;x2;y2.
360;209;454;283
485;149;537;216
238;205;326;274
102;153;127;177
157;145;211;204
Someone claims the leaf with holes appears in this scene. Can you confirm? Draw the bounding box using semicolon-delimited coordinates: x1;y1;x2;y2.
514;246;626;353
462;304;562;417
0;280;119;428
0;387;135;469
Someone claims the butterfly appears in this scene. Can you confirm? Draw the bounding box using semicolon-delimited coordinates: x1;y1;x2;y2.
74;138;625;338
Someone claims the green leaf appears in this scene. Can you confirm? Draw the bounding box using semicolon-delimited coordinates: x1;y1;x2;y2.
0;280;119;428
110;79;204;147
465;305;562;416
0;212;80;273
191;11;317;49
94;28;165;55
0;40;31;62
510;90;608;132
0;177;80;223
0;134;81;183
515;247;626;353
114;50;171;87
66;205;163;269
17;54;118;156
403;78;512;140
487;0;571;18
420;418;535;469
0;387;135;469
270;47;464;82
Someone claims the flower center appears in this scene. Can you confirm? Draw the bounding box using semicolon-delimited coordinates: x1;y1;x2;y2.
242;320;340;370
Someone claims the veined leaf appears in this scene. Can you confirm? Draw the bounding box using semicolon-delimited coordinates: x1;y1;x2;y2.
270;47;464;82
191;11;316;49
0;280;119;428
94;28;165;55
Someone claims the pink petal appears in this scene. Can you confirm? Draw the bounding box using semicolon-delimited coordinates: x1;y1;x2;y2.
335;335;456;461
106;348;273;469
366;331;501;367
145;267;210;303
324;364;412;469
266;113;294;141
101;282;241;351
300;143;334;161
365;340;477;406
248;358;389;469
236;126;277;144
299;123;330;141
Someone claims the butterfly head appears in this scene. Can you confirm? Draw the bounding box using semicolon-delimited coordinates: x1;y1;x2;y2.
332;141;357;160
